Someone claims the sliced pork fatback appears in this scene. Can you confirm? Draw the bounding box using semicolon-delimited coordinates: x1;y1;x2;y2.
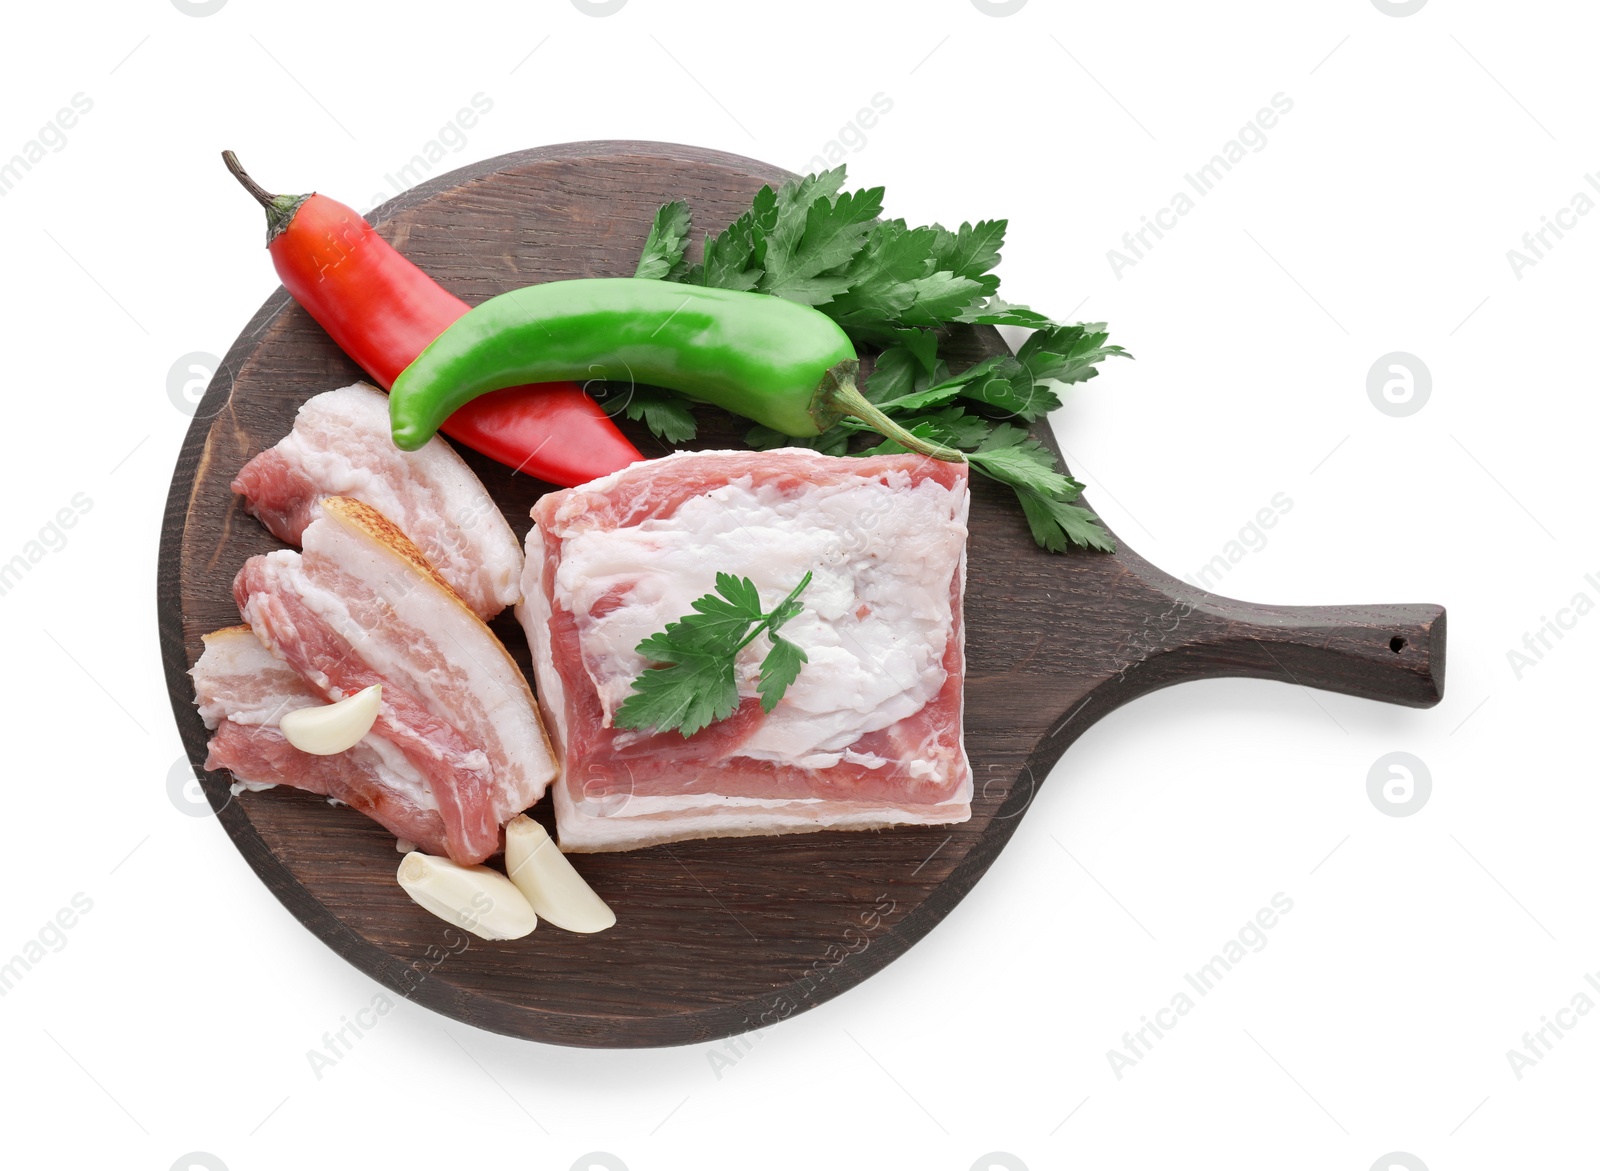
517;447;972;852
191;626;451;856
233;497;557;864
231;382;521;619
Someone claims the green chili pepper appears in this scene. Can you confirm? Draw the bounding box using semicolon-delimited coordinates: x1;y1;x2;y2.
387;278;963;461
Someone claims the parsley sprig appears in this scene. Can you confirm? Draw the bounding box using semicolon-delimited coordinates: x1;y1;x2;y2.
613;572;813;738
631;169;1130;553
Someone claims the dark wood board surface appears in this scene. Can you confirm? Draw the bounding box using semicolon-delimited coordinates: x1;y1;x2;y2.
158;141;1445;1048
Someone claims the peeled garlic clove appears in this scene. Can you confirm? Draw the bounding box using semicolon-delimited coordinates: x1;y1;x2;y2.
504;815;616;934
280;684;382;756
396;852;537;941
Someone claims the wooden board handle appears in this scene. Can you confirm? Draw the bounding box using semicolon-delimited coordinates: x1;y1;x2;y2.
1142;594;1447;708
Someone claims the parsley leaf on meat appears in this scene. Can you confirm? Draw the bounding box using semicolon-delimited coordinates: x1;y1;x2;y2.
757;636;807;712
614;571;814;737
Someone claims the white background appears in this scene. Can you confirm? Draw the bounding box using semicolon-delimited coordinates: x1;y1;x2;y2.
1;1;1594;1169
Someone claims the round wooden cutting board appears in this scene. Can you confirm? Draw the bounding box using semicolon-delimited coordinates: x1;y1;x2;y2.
158;141;1445;1048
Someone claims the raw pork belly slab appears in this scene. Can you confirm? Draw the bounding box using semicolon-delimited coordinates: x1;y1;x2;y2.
231;382;522;619
232;496;557;864
516;448;972;852
191;626;451;857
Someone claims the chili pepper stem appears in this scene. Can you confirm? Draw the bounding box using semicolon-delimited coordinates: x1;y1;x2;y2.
221;150;311;245
811;361;966;463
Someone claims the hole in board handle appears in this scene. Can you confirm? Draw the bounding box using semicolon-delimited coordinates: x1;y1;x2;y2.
1389;636;1407;654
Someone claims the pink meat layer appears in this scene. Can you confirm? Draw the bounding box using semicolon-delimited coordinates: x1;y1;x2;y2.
523;448;971;848
232;446;317;545
205;722;450;856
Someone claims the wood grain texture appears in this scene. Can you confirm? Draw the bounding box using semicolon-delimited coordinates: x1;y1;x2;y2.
158;141;1446;1048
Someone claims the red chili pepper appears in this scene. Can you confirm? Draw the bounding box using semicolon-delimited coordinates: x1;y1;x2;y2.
222;151;642;486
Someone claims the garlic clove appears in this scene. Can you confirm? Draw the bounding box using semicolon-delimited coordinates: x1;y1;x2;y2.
280;684;382;756
396;851;537;941
504;815;616;934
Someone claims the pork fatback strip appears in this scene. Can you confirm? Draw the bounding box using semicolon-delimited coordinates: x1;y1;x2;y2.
231;382;522;619
234;497;557;864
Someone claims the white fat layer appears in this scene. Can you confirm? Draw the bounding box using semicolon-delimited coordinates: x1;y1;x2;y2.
192;630;318;729
282;384;521;613
553;772;973;851
516;524;569;755
291;517;554;809
350;736;437;810
550;469;966;763
596;794;823;814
